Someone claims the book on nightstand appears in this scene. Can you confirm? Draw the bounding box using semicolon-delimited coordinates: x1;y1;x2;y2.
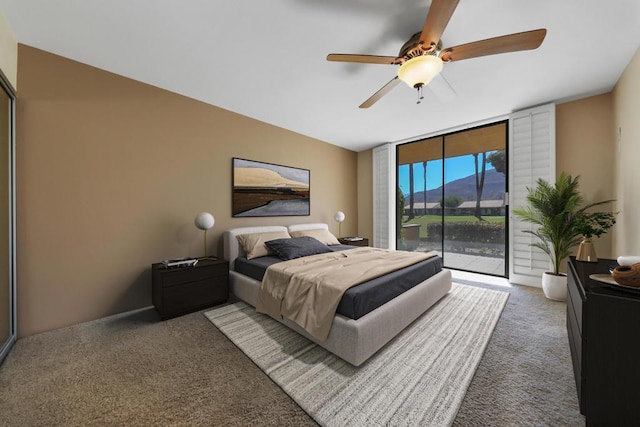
160;257;198;268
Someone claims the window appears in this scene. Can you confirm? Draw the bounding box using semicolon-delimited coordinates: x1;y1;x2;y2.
397;122;508;277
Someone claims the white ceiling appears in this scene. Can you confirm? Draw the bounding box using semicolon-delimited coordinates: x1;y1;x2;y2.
1;0;640;152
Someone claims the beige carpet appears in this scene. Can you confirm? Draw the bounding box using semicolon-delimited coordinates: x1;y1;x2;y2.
0;279;585;426
0;307;315;426
205;283;509;426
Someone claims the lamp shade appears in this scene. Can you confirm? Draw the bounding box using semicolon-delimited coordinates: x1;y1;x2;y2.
194;212;215;230
397;55;443;88
334;211;345;223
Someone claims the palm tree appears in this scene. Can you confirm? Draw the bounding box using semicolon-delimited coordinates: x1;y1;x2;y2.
422;160;427;215
473;152;487;221
487;150;506;175
397;186;406;242
408;163;415;220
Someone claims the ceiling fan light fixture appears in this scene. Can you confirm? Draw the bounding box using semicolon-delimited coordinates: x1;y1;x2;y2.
397;55;443;88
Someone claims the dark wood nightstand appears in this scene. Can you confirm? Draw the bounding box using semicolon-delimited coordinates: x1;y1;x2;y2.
152;258;229;320
338;237;369;247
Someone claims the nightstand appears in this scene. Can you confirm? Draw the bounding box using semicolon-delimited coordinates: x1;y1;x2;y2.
338;237;369;247
152;258;229;320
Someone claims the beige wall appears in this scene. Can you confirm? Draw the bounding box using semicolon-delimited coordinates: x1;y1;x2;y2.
612;45;640;257
17;45;358;337
0;12;16;89
556;94;615;259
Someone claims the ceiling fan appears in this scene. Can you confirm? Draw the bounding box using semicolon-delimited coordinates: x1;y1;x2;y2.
327;0;546;108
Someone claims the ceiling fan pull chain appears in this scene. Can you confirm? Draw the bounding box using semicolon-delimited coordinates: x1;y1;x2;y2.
416;85;424;104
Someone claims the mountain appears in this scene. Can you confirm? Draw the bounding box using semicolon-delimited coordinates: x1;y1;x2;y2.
406;169;505;202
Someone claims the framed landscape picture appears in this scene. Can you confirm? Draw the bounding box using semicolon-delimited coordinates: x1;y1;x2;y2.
232;158;310;217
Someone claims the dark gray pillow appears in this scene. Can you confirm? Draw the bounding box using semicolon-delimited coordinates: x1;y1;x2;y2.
265;236;332;261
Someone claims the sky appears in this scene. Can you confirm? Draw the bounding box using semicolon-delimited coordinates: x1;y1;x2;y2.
398;154;496;194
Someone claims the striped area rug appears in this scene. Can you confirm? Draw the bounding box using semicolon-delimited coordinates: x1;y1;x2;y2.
204;283;508;426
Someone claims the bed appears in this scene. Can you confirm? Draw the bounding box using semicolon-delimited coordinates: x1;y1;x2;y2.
223;223;452;366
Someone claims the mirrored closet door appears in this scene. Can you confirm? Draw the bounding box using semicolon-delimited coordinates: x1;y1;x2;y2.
0;69;15;365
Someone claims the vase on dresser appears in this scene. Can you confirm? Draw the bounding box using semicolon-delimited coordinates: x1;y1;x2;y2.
576;236;597;262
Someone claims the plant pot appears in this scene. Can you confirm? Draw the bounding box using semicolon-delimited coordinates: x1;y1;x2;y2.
576;236;597;262
542;272;567;301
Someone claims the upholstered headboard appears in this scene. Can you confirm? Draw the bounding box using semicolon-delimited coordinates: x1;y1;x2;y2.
223;225;288;270
287;223;329;233
223;223;330;270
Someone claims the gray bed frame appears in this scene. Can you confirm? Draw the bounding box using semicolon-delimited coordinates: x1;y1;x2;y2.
223;223;452;366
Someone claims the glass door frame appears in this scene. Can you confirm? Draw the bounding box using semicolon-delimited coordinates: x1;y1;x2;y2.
0;67;16;365
396;120;509;278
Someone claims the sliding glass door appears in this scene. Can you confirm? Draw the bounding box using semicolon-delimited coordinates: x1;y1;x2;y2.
0;70;16;366
397;122;508;277
397;136;443;254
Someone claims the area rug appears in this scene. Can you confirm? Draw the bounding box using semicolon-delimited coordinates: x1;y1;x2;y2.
204;283;508;426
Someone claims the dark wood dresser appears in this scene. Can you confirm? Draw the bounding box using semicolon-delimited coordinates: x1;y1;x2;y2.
152;258;229;320
567;256;640;425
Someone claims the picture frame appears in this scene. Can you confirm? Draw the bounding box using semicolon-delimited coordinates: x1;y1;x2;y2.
232;158;310;217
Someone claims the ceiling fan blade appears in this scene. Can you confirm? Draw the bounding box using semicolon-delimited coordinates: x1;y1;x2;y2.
419;0;460;49
359;77;401;108
327;54;398;65
440;29;547;62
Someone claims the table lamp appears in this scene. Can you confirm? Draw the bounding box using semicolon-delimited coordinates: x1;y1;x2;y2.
194;212;215;258
334;211;345;237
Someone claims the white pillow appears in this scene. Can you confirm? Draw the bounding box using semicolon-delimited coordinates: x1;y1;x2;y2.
236;231;291;259
290;228;340;246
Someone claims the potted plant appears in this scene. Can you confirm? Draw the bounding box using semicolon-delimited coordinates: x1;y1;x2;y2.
513;173;615;301
573;211;617;262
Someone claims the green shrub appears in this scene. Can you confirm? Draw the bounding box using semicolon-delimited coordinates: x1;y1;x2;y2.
426;221;505;244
